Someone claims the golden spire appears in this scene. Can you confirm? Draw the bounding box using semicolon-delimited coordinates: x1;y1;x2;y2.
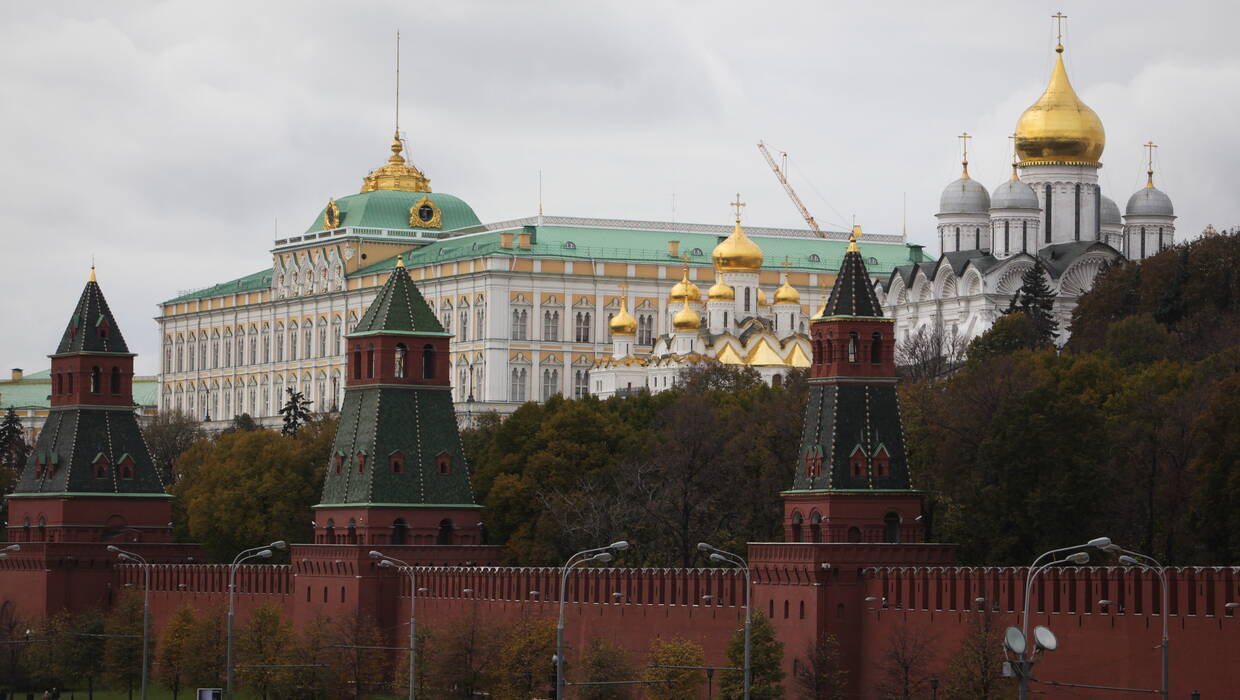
88;264;97;282
1144;140;1158;188
958;132;972;178
1014;15;1106;165
712;193;764;272
361;30;431;194
395;255;405;268
847;225;862;253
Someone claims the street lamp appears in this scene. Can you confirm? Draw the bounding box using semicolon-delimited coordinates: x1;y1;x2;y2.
1010;538;1107;700
226;541;286;700
557;541;630;698
108;545;151;700
1116;550;1169;700
699;542;752;700
0;544;18;560
370;549;418;700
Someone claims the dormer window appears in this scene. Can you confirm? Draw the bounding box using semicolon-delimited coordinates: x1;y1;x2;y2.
873;446;890;477
390;451;405;474
334;452;345;474
849;445;866;477
356;452;367;474
92;454;110;479
436;452;452;475
118;455;135;480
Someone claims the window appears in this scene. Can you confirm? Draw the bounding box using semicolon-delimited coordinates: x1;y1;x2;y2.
790;511;803;542
318;320;327;358
847;332;858;363
392;518;408;545
331;319;342;356
510;367;527;402
211;337;219;368
164;343;172;373
475;307;485;341
436;452;452;474
809;253;820;262
847;526;862;543
334;453;344;474
691;248;703;256
93;455;110;479
511;309;528;340
110;367;121;395
119;456;135;480
575;312;592;342
460;310;469;340
289;322;298;360
744;288;751;312
395;344;407;379
422;344;436;379
325;519;335;544
390;451;405;474
437;519;454;545
187;338;195;370
543;310;559;341
351;346;362;379
90;366;101;394
870;332;882;364
885;512;901;543
237;330;245;366
638;315;654;346
366;344;375;378
223;331;232;367
541;368;560;400
356;452;367;474
563;241;576;249
304;325;313;359
55;372;63;395
275;324;284;361
810;512;822;543
574;370;589;398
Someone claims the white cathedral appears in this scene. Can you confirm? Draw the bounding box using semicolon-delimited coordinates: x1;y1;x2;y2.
879;39;1176;345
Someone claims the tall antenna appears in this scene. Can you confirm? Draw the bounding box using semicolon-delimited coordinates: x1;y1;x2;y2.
538;170;544;219
395;30;401;136
901;192;907;241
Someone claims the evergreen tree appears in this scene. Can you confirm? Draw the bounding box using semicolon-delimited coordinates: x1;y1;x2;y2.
0;407;29;470
720;612;785;699
279;388;313;436
1004;258;1059;342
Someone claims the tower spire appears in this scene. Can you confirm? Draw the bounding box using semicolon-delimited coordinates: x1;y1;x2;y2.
1144;140;1158;188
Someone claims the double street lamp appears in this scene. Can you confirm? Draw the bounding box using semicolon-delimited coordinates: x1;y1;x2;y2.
556;541;630;698
226;541;287;700
698;542;751;700
369;550;419;700
1113;547;1170;700
107;545;151;700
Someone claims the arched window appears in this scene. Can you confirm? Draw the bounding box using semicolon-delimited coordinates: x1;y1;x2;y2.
954;226;961;251
847;333;858;363
347;519;357;544
390;451;404;474
870;332;882;364
790;511;804;543
110;366;122;395
90;366;101;394
288;322;298;360
325;519;335;544
563;241;576;249
810;512;822;543
394;344;407;379
366;344;375;378
437;452;452;474
847;526;862;543
422;344;436;379
392;518;408;545
884;512;901;543
352;346;362;379
744;288;751;312
809;254;820;262
56;372;63;395
826;337;834;363
437;519;454;546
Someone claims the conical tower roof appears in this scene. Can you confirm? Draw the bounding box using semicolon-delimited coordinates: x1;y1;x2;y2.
350;257;447;337
818;229;883;318
55;268;132;355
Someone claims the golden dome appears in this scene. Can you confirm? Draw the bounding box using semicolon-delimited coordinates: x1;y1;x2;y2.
1014;46;1105;165
669;265;702;304
609;296;637;336
773;274;800;304
672;299;701;332
361;132;432;193
758;288;768;307
712;220;764;272
708;279;735;301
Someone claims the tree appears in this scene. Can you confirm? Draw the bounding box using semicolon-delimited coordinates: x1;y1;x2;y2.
578;636;637;700
429;610;496;698
720;611;784;699
793;635;848;699
172;415;334;561
144;409;204;484
493;616;557;699
896;315;968;380
0;407;29;471
235;604;296;699
102;590;145;699
965;312;1049;363
157;605;198;699
1154;246;1189;326
222;413;260;434
1188;373;1240;562
941;611;1014;699
642;637;706;700
1005;258;1058;342
329;615;388;698
874;621;936;700
279;387;314;436
392;624;434;699
181;606;226;690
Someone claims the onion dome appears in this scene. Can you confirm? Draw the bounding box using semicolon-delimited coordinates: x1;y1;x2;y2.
990;166;1040;210
1126;184;1174;217
708;279;735;301
1014;45;1105;165
712;219;764;272
758;288;768;307
940;172;991;214
361;132;432;193
773;274;801;304
1100;195;1122;226
609;296;637;336
672;299;701;332
669;265;702;304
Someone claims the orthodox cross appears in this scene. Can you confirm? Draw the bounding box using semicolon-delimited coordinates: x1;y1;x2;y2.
731;193;746;221
1052;12;1068;47
958;131;972;176
1144;141;1158;186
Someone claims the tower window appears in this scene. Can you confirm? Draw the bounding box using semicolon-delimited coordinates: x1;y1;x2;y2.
390;451;405;474
436;452;452;475
847;332;858;364
93;455;110;479
352;346;362;379
334;453;344;474
366;344;375;378
110;366;122;395
119;456;135;480
394;343;407;379
870;332;882;364
422;344;436;379
356;452;367;474
90;366;101;394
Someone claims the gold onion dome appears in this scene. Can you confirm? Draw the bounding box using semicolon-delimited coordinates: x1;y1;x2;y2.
361;132;432;193
672;299;701;332
708;279;735;301
608;297;638;336
669;266;702;303
774;275;800;304
1014;45;1105;165
712;220;764;272
758;288;768;307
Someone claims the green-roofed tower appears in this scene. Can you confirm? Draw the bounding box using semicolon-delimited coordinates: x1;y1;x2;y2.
7;268;172;543
313;256;482;547
781;228;924;545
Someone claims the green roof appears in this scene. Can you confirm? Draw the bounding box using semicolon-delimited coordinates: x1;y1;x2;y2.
57;280;131;355
304;190;481;234
165;268;272;304
0;371;158;410
350;264;445;336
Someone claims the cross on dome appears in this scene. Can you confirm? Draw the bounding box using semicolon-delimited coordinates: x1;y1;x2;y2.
731;193;746;222
1144;140;1159;187
1053;11;1068;51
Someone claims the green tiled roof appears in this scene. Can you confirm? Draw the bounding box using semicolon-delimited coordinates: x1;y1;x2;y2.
14;405;165;495
164;268;272;304
304;190;481;234
56;280;130;355
350;263;445;336
0;371;157;410
822;249;884;317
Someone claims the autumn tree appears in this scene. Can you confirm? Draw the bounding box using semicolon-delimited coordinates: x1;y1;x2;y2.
642;637;706;700
1188;373;1240;562
429;609;496;697
941;611;1014;699
103;590;145;698
330;615;388;697
235;604;297;699
965;312;1049;364
143;409;204;484
577;636;638;700
720;611;784;699
392;624;435;699
493;616;557;699
157;605;198;699
874;621;936;700
182;606;227;689
793;635;848;699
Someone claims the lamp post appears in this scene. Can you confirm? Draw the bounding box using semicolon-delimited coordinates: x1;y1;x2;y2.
0;544;18;560
699;542;751;700
1011;537;1110;699
370;550;419;699
1115;549;1169;700
557;541;630;698
107;546;151;700
226;541;286;700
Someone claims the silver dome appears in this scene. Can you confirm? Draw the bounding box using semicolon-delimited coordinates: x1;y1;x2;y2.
939;177;991;214
1100;195;1122;225
990;178;1040;210
1126;186;1174;217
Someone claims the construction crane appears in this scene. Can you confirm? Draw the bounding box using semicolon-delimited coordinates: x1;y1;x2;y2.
757;141;825;239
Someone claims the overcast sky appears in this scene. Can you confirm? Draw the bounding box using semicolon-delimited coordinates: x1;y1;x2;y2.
2;0;1236;375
